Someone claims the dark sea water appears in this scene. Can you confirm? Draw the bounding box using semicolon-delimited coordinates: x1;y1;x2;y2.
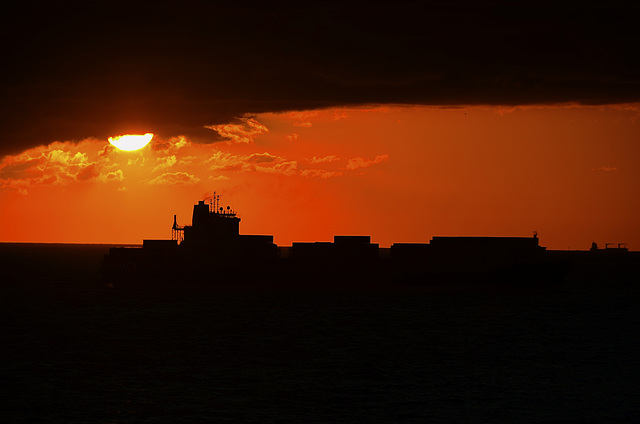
2;243;640;423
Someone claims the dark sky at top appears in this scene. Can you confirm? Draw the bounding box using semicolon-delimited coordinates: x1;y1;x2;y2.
1;0;639;156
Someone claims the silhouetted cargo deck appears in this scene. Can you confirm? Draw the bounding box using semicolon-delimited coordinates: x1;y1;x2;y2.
102;195;634;289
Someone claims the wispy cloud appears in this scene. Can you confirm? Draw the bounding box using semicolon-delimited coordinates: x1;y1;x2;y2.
333;109;349;121
590;166;618;172
346;154;390;170
282;111;320;128
151;136;191;154
206;116;269;144
153;155;177;173
147;172;200;185
299;169;343;179
208;151;297;175
246;152;278;164
308;155;340;164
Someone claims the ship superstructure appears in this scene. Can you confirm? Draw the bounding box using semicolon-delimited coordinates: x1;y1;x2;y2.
173;193;275;262
103;193;276;282
172;193;240;249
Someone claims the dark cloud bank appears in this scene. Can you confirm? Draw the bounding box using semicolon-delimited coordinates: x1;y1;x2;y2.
1;1;639;156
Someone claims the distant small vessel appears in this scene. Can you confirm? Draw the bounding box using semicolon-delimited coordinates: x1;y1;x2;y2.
102;194;569;289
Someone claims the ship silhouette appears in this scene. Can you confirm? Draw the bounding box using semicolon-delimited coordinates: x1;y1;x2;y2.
103;194;576;289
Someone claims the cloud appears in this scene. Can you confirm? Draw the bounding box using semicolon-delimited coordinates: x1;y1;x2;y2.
0;179;29;195
0;159;42;180
208;151;296;175
207;151;244;171
100;170;125;183
151;136;191;154
206;117;269;144
152;155;177;173
0;129;394;194
346;154;390;170
283;111;321;128
255;160;298;176
299;169;343;179
147;172;200;185
333;110;349;121
76;163;101;181
309;155;340;164
0;139;120;193
246;152;278;164
2;2;640;157
205;150;386;179
205;149;378;179
48;150;88;165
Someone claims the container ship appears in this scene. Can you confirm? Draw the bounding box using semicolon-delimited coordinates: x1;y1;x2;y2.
102;194;571;290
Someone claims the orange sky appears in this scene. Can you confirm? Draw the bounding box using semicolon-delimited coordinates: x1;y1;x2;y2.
1;104;638;250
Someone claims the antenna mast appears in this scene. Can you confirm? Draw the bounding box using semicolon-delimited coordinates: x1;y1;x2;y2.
209;191;221;213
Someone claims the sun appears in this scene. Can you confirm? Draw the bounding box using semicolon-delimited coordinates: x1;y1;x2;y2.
108;133;154;151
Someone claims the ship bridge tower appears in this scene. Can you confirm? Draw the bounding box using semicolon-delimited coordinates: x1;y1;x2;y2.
180;192;241;249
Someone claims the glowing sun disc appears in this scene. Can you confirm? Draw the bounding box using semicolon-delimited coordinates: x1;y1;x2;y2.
108;133;154;151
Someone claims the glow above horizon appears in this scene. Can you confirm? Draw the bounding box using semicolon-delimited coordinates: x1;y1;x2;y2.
0;105;639;250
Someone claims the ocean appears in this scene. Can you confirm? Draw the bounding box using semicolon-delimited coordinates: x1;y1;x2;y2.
1;243;639;423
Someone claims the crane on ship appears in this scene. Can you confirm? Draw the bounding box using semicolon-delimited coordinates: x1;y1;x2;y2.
172;214;184;244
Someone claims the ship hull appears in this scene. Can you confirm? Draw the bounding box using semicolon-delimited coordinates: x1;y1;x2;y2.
102;251;569;292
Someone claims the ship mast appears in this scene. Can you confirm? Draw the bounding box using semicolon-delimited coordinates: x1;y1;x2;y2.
208;191;221;214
